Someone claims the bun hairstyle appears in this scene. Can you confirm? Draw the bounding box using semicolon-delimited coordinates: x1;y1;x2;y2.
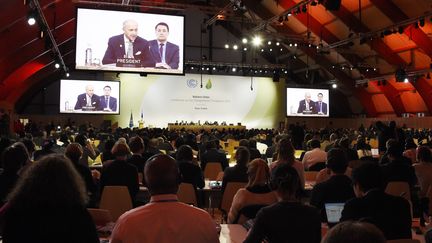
270;163;302;198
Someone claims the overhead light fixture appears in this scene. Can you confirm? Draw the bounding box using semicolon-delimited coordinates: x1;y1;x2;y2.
276;42;280;46
55;63;60;69
243;47;247;51
267;41;272;45
224;44;229;49
332;83;337;89
66;72;70;77
252;36;262;46
233;44;238;50
27;13;36;26
242;38;248;44
395;68;407;82
404;78;409;83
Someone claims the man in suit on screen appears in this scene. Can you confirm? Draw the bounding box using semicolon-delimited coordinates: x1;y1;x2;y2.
315;93;328;115
99;85;117;112
74;85;100;111
102;19;154;67
297;92;316;114
148;22;180;69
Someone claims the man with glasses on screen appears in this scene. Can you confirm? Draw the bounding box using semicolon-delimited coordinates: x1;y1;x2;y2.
297;92;316;114
102;19;154;67
99;85;117;112
148;22;180;69
315;93;328;115
74;85;100;111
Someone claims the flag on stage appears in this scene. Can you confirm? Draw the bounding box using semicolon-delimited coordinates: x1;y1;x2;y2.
129;112;134;128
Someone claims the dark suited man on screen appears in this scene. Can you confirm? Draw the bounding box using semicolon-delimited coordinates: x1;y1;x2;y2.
315;93;327;115
102;19;154;67
99;85;117;112
297;92;316;114
74;85;100;110
148;22;180;69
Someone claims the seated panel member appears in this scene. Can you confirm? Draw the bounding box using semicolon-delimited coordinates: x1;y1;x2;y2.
102;19;154;67
315;92;328;115
148;22;180;69
297;92;316;114
74;85;100;111
99;85;117;112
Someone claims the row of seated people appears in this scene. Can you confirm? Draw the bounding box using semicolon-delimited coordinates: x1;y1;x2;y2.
1;131;432;241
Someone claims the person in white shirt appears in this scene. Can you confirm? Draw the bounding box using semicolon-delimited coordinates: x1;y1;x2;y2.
110;154;219;243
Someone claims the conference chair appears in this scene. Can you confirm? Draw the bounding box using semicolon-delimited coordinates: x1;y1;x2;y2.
385;181;411;202
220;182;247;222
99;186;133;221
177;183;198;206
216;171;224;181
204;162;223;180
87;208;113;226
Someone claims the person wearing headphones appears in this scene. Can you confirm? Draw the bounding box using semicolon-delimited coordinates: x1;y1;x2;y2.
244;163;321;243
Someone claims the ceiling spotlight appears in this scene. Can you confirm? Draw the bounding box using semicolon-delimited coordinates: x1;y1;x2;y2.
404;77;409;83
280;48;283;51
268;41;272;45
269;48;273;51
261;49;264;52
332;83;337;89
289;43;293;47
294;43;298;47
331;65;335;69
233;44;238;50
366;69;369;72
341;66;345;70
232;67;237;72
308;44;312;48
284;70;288;74
276;42;280;46
252;36;262;46
206;67;210;71
224;44;229;49
66;72;70;77
243;47;248;51
212;67;216;71
350;67;353;70
373;68;377;71
54;63;60;69
27;16;36;26
293;55;297;59
242;38;248;44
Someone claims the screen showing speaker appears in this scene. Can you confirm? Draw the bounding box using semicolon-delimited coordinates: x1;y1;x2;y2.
60;79;120;114
287;88;329;117
75;8;184;75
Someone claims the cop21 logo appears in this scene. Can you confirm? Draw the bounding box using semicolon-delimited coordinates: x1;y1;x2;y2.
187;79;198;88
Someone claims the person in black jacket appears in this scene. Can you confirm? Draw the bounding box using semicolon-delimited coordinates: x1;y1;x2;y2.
176;145;204;189
200;140;228;171
100;142;139;204
340;162;412;240
244;163;321;243
310;148;355;222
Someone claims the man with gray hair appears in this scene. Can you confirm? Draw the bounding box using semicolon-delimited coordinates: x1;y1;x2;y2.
111;154;219;243
297;92;316;114
102;19;153;67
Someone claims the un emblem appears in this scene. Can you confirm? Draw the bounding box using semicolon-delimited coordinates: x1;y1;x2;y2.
187;79;198;88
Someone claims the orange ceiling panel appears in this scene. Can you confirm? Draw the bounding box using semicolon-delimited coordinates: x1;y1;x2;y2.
307;4;337;25
413;50;431;69
342;0;372;12
357;6;393;30
366;82;383;94
381;34;417;51
400;91;428;113
372;94;394;113
392;0;432;17
388;78;415;91
324;19;350;40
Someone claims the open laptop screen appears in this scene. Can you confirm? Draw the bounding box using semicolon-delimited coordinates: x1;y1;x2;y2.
325;203;345;224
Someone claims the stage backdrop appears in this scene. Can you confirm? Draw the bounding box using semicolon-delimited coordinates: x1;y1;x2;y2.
106;73;285;128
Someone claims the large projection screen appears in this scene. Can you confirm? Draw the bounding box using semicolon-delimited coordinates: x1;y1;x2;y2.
75;8;184;75
287;88;330;117
60;79;120;114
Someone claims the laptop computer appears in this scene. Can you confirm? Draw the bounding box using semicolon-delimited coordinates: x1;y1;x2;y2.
325;203;345;226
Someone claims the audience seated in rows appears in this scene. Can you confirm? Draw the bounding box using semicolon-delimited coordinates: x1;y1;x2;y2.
0;155;99;242
355;135;373;160
222;146;249;192
176;145;205;189
310;148;355;222
110;154;219;243
403;137;417;164
244;163;321;243
248;139;262;161
381;143;417;189
340;162;412;240
302;139;327;171
75;134;100;167
270;138;305;189
413;146;432;221
101;138;115;162
100;142;139;204
227;158;277;223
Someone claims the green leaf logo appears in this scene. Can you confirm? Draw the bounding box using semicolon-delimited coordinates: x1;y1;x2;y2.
205;79;212;89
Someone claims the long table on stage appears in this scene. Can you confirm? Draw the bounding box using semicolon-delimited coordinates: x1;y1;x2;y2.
167;124;246;132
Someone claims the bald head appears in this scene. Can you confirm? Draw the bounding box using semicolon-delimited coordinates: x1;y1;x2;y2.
144;154;179;195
